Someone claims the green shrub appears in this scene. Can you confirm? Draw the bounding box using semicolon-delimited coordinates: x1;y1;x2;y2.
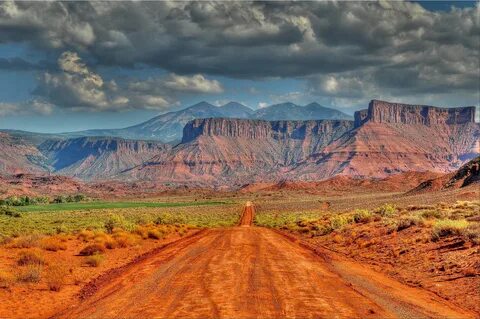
421;209;445;219
353;209;372;223
0;206;21;218
376;204;397;217
330;215;354;230
432;219;469;241
104;214;133;233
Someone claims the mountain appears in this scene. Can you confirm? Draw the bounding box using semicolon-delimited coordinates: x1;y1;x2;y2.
123;100;478;187
0;99;477;188
1;101;353;143
0;132;50;174
54;102;253;143
252;102;353;121
38;137;170;180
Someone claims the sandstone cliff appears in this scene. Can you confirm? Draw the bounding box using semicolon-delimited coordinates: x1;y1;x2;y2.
358;100;476;125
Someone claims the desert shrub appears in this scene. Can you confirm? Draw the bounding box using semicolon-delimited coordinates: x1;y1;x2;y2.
104;214;133;233
134;226;149;239
73;194;87;202
330;215;354;230
431;219;469;241
353;209;372;223
79;243;105;256
85;254;104;267
421;209;445;219
375;204;397;217
0;206;21;217
462;223;480;244
0;270;14;288
154;213;186;225
77;230;95;242
40;237;67;252
147;229;164;240
113;232;138;247
17;250;46;266
0;235;13;246
389;216;426;233
52;195;68;204
46;264;68;291
104;237;118;249
7;234;42;249
17;265;42;283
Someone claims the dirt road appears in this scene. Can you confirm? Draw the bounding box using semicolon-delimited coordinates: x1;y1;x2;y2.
58;203;474;319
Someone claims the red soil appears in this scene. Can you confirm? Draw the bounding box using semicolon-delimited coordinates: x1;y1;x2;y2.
54;204;474;319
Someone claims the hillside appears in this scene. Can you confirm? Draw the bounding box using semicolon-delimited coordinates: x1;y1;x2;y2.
408;156;480;194
0;133;50;174
39;137;170;180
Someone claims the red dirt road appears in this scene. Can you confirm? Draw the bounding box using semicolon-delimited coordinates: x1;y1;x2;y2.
58;203;474;319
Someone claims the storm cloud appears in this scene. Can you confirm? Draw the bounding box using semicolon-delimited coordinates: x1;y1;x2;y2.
0;0;478;112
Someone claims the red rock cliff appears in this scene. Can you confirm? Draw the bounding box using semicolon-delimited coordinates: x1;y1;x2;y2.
365;100;476;125
182;118;354;143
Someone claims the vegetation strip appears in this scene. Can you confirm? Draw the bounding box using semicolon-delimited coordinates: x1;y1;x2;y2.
13;200;231;212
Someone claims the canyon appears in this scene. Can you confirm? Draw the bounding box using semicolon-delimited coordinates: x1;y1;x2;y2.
0;100;478;189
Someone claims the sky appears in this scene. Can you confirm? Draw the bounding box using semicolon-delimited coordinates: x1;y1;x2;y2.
0;0;478;133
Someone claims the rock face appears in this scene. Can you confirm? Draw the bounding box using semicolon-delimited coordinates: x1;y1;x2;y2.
128;99;479;187
0;133;50;174
182;118;353;143
129;118;354;186
363;100;476;125
39;137;170;180
1;99;478;188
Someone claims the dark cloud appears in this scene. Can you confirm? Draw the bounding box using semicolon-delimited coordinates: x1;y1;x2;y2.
0;0;478;109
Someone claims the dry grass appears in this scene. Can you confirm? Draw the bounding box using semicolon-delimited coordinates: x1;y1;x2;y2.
85;254;104;267
113;231;139;248
0;270;14;288
17;265;42;283
7;234;42;249
40;237;67;252
17;250;46;266
431;219;470;241
79;243;105;256
46;264;69;291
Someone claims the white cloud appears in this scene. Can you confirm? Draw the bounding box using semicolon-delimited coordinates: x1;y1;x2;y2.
25;51;225;114
163;74;223;94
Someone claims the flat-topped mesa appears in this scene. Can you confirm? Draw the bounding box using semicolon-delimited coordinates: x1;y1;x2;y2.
363;100;476;125
182;118;354;143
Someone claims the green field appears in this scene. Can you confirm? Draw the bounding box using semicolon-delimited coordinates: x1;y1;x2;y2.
14;200;230;212
0;201;242;236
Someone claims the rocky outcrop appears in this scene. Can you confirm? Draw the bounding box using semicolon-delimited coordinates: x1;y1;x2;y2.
354;109;369;128
365;100;476;125
182;118;354;143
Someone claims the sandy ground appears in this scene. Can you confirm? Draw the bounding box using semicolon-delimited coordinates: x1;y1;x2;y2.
56;204;474;319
